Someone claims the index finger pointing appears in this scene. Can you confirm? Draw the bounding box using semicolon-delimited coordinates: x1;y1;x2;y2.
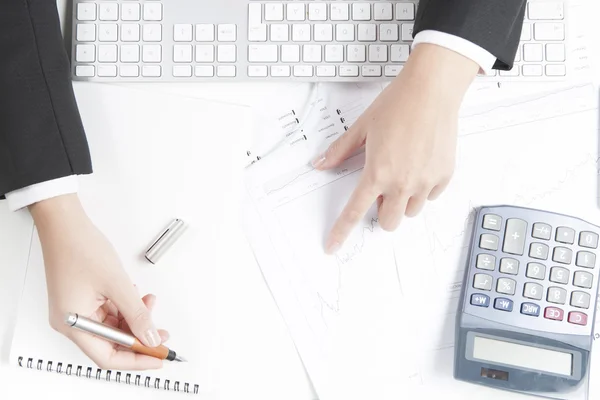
325;175;377;254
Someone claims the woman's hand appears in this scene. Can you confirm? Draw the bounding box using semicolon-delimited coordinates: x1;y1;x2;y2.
29;194;167;370
313;44;480;253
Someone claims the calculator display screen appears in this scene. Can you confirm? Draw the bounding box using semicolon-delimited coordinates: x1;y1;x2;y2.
472;336;573;376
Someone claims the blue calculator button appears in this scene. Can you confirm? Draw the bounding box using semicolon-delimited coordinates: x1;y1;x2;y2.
521;302;541;317
471;293;490;307
494;297;514;312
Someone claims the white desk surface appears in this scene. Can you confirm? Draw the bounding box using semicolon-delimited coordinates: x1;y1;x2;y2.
1;1;599;399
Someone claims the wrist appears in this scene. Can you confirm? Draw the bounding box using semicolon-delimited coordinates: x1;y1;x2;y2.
29;194;89;232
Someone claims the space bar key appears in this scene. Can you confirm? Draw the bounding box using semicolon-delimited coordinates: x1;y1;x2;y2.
503;218;527;255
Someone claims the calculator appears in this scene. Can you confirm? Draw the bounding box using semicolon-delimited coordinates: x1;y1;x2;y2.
455;205;600;399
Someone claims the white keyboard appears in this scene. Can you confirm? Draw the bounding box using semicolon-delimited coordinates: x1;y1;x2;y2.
70;0;569;82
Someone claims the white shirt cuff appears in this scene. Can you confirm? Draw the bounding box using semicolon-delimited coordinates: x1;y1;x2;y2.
412;30;497;75
5;176;79;212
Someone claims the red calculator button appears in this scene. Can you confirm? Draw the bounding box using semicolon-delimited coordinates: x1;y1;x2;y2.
544;307;564;321
568;312;588;326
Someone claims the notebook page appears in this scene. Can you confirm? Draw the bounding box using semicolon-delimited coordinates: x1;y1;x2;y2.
8;83;251;397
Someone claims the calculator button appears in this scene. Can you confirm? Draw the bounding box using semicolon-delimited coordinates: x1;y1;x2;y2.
552;247;572;264
480;234;499;251
532;223;552;240
549;267;569;284
494;297;513;312
555;227;575;244
521;302;540;317
529;242;549;260
570;291;591;309
496;278;516;295
499;258;519;275
573;271;593;289
579;231;599;249
526;262;546;280
476;254;495;271
473;274;492;291
470;293;490;307
503;218;527;255
544;307;564;321
547;287;567;304
568;311;588;326
523;282;543;300
482;214;502;231
576;251;596;269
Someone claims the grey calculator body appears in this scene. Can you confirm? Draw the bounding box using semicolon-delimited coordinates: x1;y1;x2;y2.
455;205;600;399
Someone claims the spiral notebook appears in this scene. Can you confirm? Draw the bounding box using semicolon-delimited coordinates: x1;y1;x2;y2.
7;83;251;396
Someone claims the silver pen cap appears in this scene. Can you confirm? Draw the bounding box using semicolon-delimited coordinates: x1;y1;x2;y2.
145;218;186;264
65;313;135;347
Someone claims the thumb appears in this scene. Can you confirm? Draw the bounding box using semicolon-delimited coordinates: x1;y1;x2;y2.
109;283;161;348
312;126;366;170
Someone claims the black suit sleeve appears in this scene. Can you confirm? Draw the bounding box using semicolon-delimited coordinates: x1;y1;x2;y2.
413;0;527;70
0;1;92;199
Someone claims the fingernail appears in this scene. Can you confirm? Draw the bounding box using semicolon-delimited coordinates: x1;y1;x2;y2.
144;329;161;347
326;240;341;254
312;155;326;169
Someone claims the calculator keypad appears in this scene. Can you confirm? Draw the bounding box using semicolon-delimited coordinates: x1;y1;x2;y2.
556;227;575;244
503;218;527;255
473;273;492;291
496;278;516;295
532;223;552;240
476;254;495;271
570;291;590;308
579;232;599;248
576;251;596;268
523;282;543;300
529;242;549;260
526;262;546;280
552;246;572;264
499;258;519;275
480;234;499;251
547;287;567;304
573;271;593;288
549;267;569;284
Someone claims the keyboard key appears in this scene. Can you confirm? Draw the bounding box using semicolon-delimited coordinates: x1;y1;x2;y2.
142;65;161;77
98;45;118;62
374;3;393;21
547;287;567;304
121;2;140;21
523;282;542;300
99;3;118;21
309;3;327;21
579;232;599;249
552;247;572;264
568;311;588;326
218;25;237;42
529;242;549;260
303;45;322;63
521;302;540;317
248;24;267;42
325;45;343;62
352;3;371;21
521;23;532;41
120;44;140;62
549;267;569;284
77;24;96;42
401;24;414;41
143;3;162;21
347;45;366;62
483;214;502;231
391;45;410;62
99;24;118;42
272;65;292;77
218;45;237;63
270;24;289;42
546;65;566;76
555;227;575;244
248;65;268;77
384;65;403;77
76;44;95;62
503;218;527;255
293;65;313;77
494;297;513;312
573;271;593;289
379;24;399;42
316;65;335;77
196;24;215;42
75;65;94;77
523;65;543;76
476;254;496;271
571;291;591;309
77;3;96;21
142;45;161;63
339;65;359;77
314;24;333;42
362;65;381;77
287;3;306;21
265;3;284;21
336;24;354;42
248;45;278;63
473;273;492;291
500;66;520;77
358;24;377;42
217;65;236;77
174;24;193;42
143;24;162;42
524;44;543;62
499;258;519;275
293;24;311;42
173;45;192;62
544;307;564;321
121;24;140;42
496;278;516;296
396;3;415;20
248;3;262;26
546;43;566;62
281;45;301;63
480;234;499;251
172;65;192;77
576;251;596;269
98;65;117;77
470;293;490;307
534;23;565;41
119;65;139;77
368;45;387;62
532;222;551;240
331;3;350;21
195;45;214;62
528;3;564;20
194;65;214;77
526;262;546;280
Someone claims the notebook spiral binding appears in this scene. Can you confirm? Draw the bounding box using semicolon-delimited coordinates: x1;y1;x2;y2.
17;356;199;394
